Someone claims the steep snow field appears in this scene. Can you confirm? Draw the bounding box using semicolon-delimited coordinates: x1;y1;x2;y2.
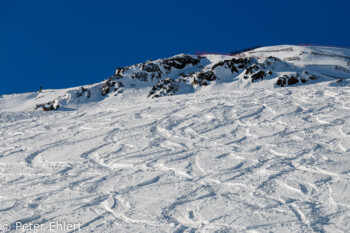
0;45;350;232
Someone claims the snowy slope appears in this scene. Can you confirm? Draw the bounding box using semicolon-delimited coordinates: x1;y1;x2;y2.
0;45;350;232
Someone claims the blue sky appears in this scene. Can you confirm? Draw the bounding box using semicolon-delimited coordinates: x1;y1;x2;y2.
0;0;349;94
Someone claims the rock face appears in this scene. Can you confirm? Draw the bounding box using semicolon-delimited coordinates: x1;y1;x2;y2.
131;62;162;81
102;78;124;96
76;87;91;98
34;51;330;111
191;71;217;86
250;70;268;82
243;62;271;83
276;73;319;87
161;55;200;70
148;79;180;98
36;100;59;111
276;75;299;87
212;58;253;73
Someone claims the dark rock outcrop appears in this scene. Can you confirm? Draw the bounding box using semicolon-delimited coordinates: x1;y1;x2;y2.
142;62;161;73
309;75;318;80
35;100;59;111
115;67;129;76
148;79;179;98
276;74;299;87
76;87;91;98
130;72;150;82
102;78;124;96
130;62;163;81
276;73;319;87
162;55;200;70
212;58;252;73
245;64;262;75
192;71;217;86
243;65;272;83
251;70;267;82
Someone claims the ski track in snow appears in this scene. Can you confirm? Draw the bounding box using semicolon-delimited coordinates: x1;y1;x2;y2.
1;86;350;232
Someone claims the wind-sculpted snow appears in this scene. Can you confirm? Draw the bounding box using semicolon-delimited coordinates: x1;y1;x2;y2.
1;85;350;232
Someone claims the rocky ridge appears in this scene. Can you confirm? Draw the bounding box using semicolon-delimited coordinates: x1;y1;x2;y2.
35;45;349;111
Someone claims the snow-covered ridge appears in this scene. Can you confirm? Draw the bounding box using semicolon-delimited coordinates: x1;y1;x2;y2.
1;45;350;112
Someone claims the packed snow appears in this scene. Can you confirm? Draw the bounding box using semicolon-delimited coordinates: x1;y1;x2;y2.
0;45;350;232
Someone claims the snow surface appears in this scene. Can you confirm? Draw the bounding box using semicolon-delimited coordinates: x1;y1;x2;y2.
0;45;350;232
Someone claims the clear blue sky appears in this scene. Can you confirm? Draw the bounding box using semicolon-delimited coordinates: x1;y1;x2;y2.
0;0;349;94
